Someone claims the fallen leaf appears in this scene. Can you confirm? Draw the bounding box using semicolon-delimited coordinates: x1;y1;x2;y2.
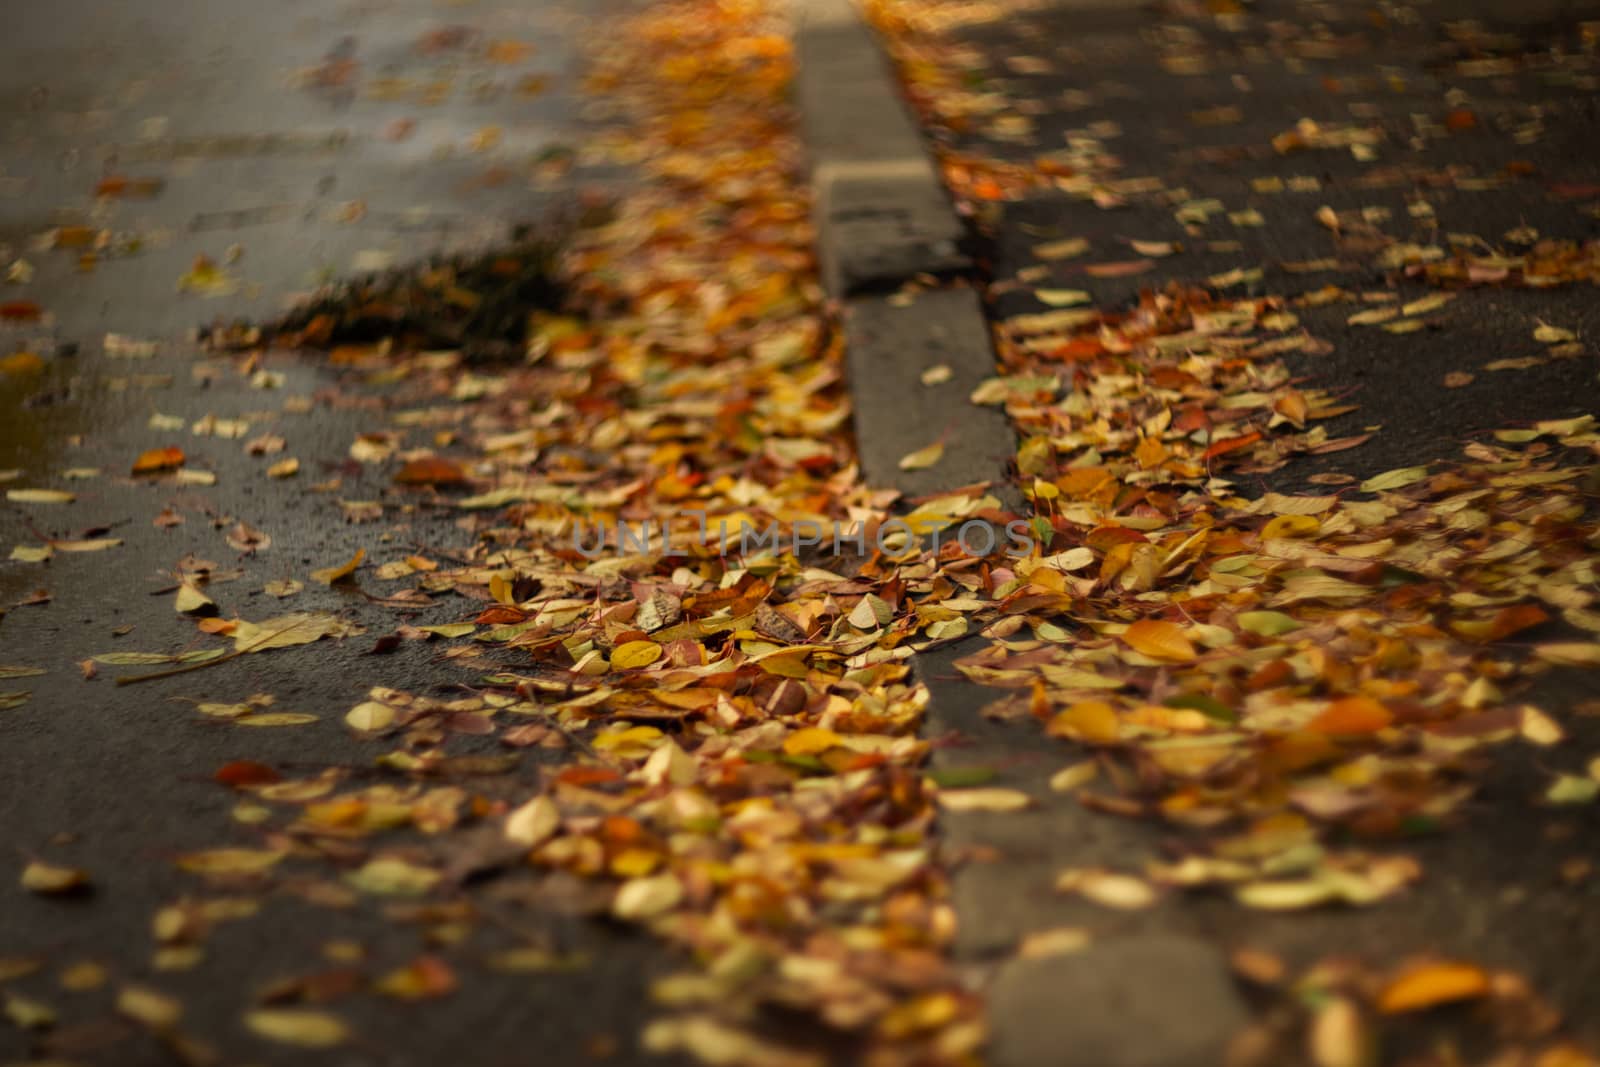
1306;696;1392;735
175;849;285;876
936;787;1032;812
6;489;73;504
1359;466;1429;493
613;873;683;920
1377;960;1491;1014
611;640;663;670
133;447;186;474
1121;619;1198;662
898;441;945;471
116;985;182;1029
1055;868;1158;909
345;701;394;731
504;796;560;848
311;548;365;585
245;1009;351;1048
20;861;90;895
395;457;468;486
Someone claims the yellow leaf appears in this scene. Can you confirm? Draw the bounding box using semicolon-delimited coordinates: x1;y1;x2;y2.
1377;961;1491;1014
344;701;394;731
1033;237;1089;260
173;582;215;615
1034;288;1091;307
344;857;439;897
1055;868;1157;909
897;441;945;471
51;538;122;553
175;849;284;876
1261;514;1320;539
117;985;182;1029
1049;762;1098;793
311;548;365;585
245;1009;351;1048
1533;643;1600;668
1049;701;1121;744
1121;619;1198;662
235;713;318;727
783;727;842;756
936;788;1032;812
1360;466;1429;492
20;861;90;895
267;457;299;479
1308;998;1374;1067
505;796;560;847
6;488;74;504
613;872;683;921
611;640;663;670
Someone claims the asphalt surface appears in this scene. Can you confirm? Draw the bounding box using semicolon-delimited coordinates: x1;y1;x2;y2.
867;0;1600;1062
0;2;687;1065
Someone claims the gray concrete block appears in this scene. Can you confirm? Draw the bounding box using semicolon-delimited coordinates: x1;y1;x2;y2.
987;935;1250;1067
793;1;969;295
841;288;1018;504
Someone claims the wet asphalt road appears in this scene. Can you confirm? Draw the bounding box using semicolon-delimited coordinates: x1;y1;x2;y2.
0;2;686;1065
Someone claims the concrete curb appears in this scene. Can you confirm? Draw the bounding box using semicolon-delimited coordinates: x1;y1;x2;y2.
791;0;1015;507
791;6;1251;1066
793;0;969;296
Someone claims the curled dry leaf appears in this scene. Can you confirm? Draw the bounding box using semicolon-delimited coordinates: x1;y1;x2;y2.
20;861;90;895
311;548;365;585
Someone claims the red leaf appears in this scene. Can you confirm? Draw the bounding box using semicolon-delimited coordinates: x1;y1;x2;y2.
0;301;43;323
214;760;283;788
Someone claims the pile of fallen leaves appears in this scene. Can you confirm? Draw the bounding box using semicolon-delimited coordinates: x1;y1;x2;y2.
10;0;1599;1064
202;224;568;361
89;1;986;1064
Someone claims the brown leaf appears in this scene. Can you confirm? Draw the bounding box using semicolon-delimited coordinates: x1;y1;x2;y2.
394;458;468;486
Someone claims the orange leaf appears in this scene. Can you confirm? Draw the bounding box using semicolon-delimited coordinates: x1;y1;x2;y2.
1121;619;1198;662
394;457;467;486
1486;603;1549;642
132;447;186;474
1377;961;1491;1014
1306;696;1392;735
1134;436;1169;470
1203;432;1262;460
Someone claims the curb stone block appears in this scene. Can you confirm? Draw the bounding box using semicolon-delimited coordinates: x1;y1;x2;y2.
986;935;1250;1067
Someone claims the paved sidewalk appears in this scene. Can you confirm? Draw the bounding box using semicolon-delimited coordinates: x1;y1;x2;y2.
849;0;1600;1064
